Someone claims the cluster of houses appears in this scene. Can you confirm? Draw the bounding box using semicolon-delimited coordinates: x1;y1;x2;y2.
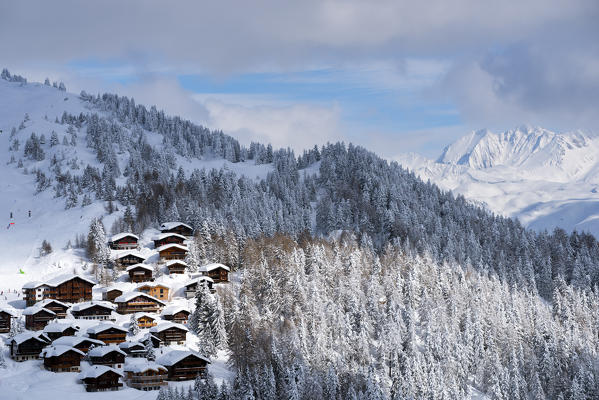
1;222;230;393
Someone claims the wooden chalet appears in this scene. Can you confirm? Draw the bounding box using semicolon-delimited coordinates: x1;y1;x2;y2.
108;233;139;250
23;305;56;331
52;336;104;353
115;292;166;314
88;345;126;369
0;308;15;333
37;299;69;318
149;322;188;345
22;274;95;306
165;259;188;274
156;350;210;381
87;323;127;344
102;287;124;302
159;221;194;237
42;345;85;372
10;332;50;361
153;232;187;248
137;282;170;301
71;301;115;320
161;306;191;325
115;252;146;267
127;264;153;283
200;263;230;283
135;312;158;328
157;243;188;261
142;333;162;349
124;361;168;391
43;321;78;340
79;365;123;392
184;276;214;299
119;341;146;358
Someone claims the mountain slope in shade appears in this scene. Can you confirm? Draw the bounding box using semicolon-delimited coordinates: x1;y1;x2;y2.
399;126;599;238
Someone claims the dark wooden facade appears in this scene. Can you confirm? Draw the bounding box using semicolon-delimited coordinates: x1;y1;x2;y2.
160;223;193;237
23;276;94;306
151;325;187;345
158;245;188;261
108;234;138;250
161;354;209;381
89;349;126;369
39;300;69;318
162;310;190;325
128;265;153;283
115;253;146;267
119;342;146;358
124;365;167;391
166;260;187;274
25;308;56;331
10;334;50;361
88;327;127;344
116;294;165;314
153;233;186;248
102;288;124;302
0;310;13;333
43;325;78;341
71;304;113;320
52;337;105;353
44;348;84;372
204;267;229;283
81;369;123;392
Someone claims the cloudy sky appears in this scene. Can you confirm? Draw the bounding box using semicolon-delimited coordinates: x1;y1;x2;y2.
1;0;597;158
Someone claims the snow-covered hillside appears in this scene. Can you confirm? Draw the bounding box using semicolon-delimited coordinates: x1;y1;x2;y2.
399;125;599;236
0;77;272;287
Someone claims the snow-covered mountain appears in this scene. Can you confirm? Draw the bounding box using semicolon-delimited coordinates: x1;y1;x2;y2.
399;126;599;237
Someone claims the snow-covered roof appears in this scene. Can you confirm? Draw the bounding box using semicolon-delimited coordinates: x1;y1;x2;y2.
45;273;96;287
88;344;126;358
36;299;69;308
78;365;123;380
0;307;16;316
101;282;132;293
160;222;192;231
134;312;157;320
160;305;190;316
41;345;84;358
156;243;188;253
87;323;127;335
123;360;167;373
114;251;146;261
22;305;56;316
43;322;78;333
22;281;45;289
165;259;188;267
199;262;230;272
156;349;210;366
118;341;145;351
153;232;187;241
71;301;116;312
114;291;166;305
52;336;104;347
137;281;170;289
110;232;139;242
185;276;214;288
12;332;50;345
125;263;153;272
149;322;188;333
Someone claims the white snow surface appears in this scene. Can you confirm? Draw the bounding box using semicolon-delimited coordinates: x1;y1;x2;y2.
398;125;599;237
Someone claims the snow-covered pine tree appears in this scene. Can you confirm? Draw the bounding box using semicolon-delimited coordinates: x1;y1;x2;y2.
129;314;139;336
87;218;109;267
189;283;227;358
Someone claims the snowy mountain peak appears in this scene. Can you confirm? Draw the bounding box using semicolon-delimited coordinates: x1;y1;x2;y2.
437;126;597;180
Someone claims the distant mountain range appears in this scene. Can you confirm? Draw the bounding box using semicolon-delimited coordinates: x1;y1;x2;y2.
398;125;599;237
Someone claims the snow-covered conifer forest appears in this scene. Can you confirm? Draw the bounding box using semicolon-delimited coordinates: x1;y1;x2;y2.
0;69;598;399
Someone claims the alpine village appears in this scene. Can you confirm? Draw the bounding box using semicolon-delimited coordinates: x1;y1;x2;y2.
2;221;230;394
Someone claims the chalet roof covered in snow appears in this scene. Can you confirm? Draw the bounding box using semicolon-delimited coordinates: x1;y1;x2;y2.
199;262;230;272
153;232;187;241
45;273;96;287
125;263;153;272
136;281;171;289
165;259;188;267
160;305;190;316
70;301;116;312
22;281;45;289
149;322;188;333
160;222;192;231
0;307;16;316
123;360;167;373
88;344;126;357
118;341;145;351
36;299;70;308
12;332;50;345
185;276;214;287
22;305;56;316
114;291;166;305
52;336;104;347
41;345;84;358
43;321;78;333
78;365;123;379
86;323;127;335
156;243;188;253
114;251;146;261
110;232;139;242
101;282;133;293
134;312;157;320
156;349;210;366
